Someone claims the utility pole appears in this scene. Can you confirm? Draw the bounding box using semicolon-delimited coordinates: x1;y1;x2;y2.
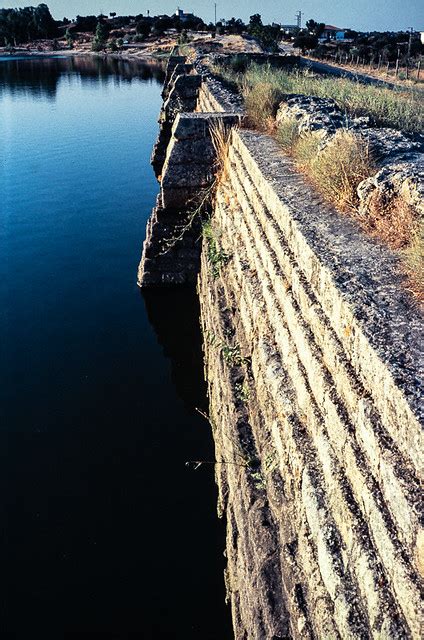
296;10;302;29
407;27;414;58
214;3;217;27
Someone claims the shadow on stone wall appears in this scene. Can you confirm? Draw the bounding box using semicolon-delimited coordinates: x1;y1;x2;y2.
141;286;208;414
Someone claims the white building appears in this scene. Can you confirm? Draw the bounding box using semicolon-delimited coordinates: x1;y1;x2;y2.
175;8;195;23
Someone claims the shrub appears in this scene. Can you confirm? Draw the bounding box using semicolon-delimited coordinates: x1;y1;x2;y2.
298;130;374;211
202;221;230;278
243;81;284;131
276;118;299;152
366;193;418;249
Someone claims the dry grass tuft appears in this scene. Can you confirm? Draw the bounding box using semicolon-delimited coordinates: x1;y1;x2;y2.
403;221;424;302
276;118;300;152
242;81;283;131
366;193;419;250
295;130;375;211
217;62;423;134
209;118;234;185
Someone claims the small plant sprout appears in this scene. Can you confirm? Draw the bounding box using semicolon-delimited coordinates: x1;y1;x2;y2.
235;382;250;402
202;221;231;278
221;343;244;367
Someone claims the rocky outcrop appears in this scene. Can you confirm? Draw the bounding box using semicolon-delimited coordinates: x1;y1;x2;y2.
276;94;424;231
276;94;351;135
361;128;423;162
357;155;424;222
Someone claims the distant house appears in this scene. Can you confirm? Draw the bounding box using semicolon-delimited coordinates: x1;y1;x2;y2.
421;31;424;45
281;24;298;35
175;8;194;23
320;25;346;41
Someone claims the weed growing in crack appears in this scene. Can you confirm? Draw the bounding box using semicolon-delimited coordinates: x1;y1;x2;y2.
235;382;251;402
221;343;244;367
202;220;231;278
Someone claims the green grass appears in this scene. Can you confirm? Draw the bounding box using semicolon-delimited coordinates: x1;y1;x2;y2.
214;62;423;134
202;220;230;278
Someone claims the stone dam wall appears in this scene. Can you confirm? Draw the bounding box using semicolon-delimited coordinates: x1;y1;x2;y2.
138;58;423;639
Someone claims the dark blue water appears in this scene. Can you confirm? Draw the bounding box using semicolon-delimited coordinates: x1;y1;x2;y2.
0;56;231;638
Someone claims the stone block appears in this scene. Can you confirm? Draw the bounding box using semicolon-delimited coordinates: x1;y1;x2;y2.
172;112;242;141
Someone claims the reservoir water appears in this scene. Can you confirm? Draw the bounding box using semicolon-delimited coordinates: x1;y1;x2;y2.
0;55;231;637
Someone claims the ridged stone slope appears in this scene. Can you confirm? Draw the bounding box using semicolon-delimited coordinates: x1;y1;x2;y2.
199;124;423;639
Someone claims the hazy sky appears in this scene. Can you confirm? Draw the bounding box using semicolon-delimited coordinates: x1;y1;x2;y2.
0;0;423;32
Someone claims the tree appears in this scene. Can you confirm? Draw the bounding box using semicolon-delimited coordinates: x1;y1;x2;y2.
294;32;318;52
178;29;190;44
247;14;280;52
92;19;109;51
226;17;245;35
34;4;56;38
75;14;98;33
306;19;325;37
136;19;151;37
151;15;172;36
110;12;116;19
0;4;57;45
249;14;262;29
65;27;74;49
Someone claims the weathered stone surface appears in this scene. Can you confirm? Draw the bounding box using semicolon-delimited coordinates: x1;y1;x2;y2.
360;127;424;161
357;155;424;218
137;203;202;287
152;61;203;177
161;55;186;96
173;111;241;140
163;63;194;99
138;63;241;287
276;94;349;135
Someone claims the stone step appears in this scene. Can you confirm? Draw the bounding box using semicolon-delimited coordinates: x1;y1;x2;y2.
227;149;422;556
200;243;336;639
231;130;423;478
213;190;420;637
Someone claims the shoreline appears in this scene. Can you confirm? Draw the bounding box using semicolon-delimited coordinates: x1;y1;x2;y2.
0;48;169;65
0;49;169;67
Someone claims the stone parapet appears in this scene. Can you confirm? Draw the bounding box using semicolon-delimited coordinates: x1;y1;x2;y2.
138;59;241;287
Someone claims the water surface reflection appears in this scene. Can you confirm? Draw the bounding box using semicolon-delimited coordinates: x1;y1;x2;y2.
0;54;165;100
0;55;230;638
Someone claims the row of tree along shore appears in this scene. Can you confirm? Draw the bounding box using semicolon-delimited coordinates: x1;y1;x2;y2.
1;4;422;69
